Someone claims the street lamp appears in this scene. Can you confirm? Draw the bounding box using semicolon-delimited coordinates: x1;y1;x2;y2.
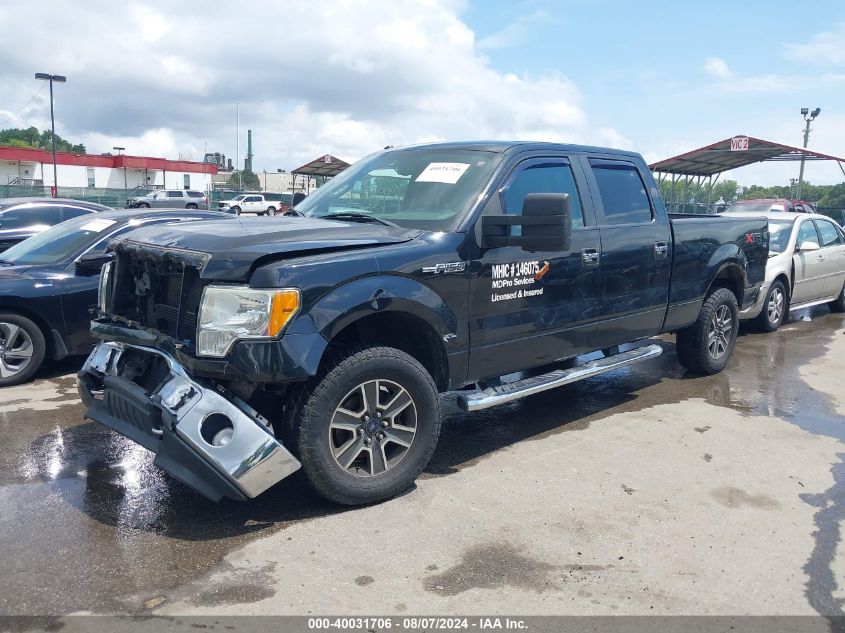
113;146;127;191
34;73;67;197
797;107;821;200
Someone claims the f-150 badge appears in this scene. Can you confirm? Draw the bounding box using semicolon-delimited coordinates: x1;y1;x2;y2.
422;262;467;275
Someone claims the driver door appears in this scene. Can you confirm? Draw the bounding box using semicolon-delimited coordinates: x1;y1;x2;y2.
467;157;602;381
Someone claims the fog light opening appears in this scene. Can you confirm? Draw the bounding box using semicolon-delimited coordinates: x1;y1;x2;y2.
200;413;235;447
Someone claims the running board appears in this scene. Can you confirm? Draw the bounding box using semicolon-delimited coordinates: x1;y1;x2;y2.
457;344;663;412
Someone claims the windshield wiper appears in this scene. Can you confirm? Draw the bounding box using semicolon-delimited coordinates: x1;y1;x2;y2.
321;212;398;227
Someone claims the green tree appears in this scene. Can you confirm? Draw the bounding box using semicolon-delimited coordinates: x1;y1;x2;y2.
0;126;85;153
225;169;261;191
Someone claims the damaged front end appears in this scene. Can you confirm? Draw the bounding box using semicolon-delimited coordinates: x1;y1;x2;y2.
78;341;301;501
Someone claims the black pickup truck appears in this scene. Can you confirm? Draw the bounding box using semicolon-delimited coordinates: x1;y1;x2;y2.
78;141;768;505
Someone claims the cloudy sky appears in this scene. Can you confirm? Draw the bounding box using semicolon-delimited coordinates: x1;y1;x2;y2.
0;0;843;185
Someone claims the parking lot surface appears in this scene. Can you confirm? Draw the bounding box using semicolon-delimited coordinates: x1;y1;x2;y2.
2;308;845;617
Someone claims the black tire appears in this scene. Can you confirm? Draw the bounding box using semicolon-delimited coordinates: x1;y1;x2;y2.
186;203;198;210
292;347;441;505
266;206;276;215
753;279;787;332
676;287;739;375
828;282;845;313
231;206;241;215
138;203;150;208
0;313;46;386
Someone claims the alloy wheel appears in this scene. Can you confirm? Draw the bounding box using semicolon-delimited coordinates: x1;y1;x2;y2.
0;322;34;379
706;304;732;360
328;379;417;477
767;287;784;325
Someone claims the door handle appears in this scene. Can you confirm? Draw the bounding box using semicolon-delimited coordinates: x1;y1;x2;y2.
581;248;600;268
654;241;669;258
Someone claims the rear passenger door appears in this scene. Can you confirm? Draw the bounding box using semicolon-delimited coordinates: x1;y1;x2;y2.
165;191;185;207
468;156;602;379
582;157;672;346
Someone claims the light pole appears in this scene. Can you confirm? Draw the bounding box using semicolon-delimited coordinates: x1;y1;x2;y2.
34;73;67;197
113;146;127;191
797;107;821;200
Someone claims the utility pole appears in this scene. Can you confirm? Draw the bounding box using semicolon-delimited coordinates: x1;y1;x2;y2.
797;107;821;200
34;73;67;197
236;102;241;191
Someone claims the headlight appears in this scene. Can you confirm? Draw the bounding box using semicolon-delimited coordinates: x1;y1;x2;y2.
97;261;114;313
197;286;300;357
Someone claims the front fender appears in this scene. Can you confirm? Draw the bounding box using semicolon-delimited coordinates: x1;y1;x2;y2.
297;274;460;344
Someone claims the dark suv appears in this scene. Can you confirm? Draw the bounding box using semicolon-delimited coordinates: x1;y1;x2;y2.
0;197;112;252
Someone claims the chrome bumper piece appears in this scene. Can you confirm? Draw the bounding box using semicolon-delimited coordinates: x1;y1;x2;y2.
79;341;300;499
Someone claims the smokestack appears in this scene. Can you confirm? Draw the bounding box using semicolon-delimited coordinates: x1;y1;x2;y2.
245;129;253;173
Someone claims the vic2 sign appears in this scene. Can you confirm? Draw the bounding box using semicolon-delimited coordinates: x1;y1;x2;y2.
730;136;749;151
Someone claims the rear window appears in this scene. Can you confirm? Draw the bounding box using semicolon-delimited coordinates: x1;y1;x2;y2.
589;160;652;225
186;191;204;198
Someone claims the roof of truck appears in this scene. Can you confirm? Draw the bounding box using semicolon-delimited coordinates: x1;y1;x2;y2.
390;140;642;158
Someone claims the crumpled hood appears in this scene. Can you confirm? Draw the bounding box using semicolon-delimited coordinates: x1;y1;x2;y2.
112;216;420;281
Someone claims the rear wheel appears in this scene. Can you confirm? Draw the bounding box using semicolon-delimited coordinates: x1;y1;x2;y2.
186;203;198;210
753;279;787;332
676;287;739;375
293;347;441;505
266;206;276;215
0;314;46;386
829;282;845;313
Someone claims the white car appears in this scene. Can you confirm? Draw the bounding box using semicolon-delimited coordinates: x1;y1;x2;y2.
725;210;845;331
217;194;276;216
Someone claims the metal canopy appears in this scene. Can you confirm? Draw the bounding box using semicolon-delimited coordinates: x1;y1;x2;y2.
291;154;350;178
649;135;845;177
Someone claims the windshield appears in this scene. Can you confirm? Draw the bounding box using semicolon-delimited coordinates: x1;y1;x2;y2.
229;195;247;202
768;219;795;254
296;148;502;230
0;215;119;265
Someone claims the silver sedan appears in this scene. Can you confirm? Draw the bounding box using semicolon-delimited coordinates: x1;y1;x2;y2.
725;210;845;331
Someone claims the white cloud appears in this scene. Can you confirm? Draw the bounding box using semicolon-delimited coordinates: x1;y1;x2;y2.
702;57;732;79
477;11;549;50
784;22;845;65
0;0;623;170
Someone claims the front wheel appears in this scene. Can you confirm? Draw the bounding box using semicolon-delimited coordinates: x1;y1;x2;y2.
676;287;739;375
137;203;150;208
753;279;787;332
828;282;845;313
0;314;46;386
293;347;441;505
231;206;241;215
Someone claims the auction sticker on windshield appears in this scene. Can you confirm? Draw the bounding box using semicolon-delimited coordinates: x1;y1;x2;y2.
415;162;470;184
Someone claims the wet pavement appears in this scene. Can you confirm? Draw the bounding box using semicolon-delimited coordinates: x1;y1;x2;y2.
2;307;845;616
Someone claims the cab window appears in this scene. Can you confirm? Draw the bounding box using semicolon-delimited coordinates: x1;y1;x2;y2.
589;159;653;225
503;162;584;229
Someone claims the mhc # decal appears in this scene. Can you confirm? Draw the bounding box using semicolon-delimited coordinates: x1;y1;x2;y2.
490;260;549;302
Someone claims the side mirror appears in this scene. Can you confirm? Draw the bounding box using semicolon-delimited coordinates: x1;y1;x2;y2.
482;193;572;252
75;251;114;275
797;241;820;253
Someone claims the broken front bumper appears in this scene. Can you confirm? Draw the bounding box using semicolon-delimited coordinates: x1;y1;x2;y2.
77;341;301;501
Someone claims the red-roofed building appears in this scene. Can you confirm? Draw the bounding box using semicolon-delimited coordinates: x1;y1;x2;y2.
0;146;218;191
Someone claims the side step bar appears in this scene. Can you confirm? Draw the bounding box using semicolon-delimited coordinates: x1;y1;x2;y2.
457;344;663;412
